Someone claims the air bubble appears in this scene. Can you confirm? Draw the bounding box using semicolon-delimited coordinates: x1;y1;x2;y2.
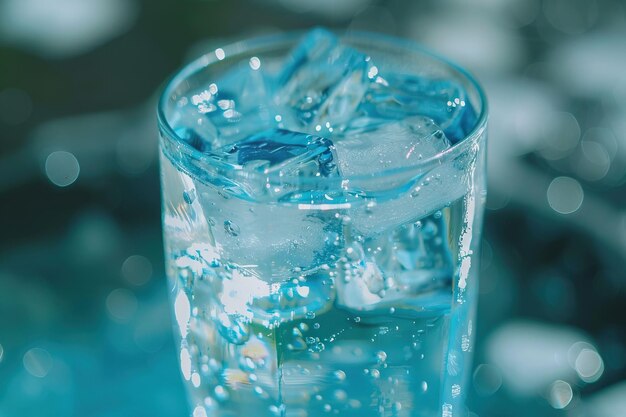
333;370;346;381
224;220;240;236
333;389;347;402
269;404;286;416
310;342;325;353
349;399;361;409
214;385;229;402
288;337;307;351
254;386;269;398
238;356;256;372
215;312;250;344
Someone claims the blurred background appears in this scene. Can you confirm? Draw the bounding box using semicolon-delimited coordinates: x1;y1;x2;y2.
1;0;625;416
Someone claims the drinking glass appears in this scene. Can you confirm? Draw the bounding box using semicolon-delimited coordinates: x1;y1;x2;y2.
158;31;487;417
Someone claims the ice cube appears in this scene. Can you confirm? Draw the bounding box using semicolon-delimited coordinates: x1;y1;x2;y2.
362;73;478;142
194;129;343;281
182;60;297;149
277;28;375;132
336;213;454;316
332;115;450;177
220;128;337;177
211;128;340;202
249;272;335;322
333;117;472;236
203;193;342;281
170;103;219;153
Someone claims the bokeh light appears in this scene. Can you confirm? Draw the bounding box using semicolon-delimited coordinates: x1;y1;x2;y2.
548;380;573;409
121;255;153;286
547;176;584;215
23;348;53;378
575;348;604;383
0;0;139;57
472;364;503;397
44;151;80;187
106;288;138;322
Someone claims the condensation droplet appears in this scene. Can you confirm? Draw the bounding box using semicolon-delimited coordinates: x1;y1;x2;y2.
183;189;197;204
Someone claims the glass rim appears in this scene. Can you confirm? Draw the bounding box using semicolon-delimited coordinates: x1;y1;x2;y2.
157;29;488;183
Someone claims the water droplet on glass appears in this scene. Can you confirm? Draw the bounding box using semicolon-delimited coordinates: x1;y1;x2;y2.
183;189;197;204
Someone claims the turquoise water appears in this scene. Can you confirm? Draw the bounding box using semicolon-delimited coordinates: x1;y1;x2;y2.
160;28;479;417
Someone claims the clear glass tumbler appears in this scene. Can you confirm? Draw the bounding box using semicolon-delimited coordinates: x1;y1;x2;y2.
158;31;487;417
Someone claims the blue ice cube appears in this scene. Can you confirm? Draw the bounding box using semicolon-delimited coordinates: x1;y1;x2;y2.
186;60;294;147
219;128;337;177
277;28;375;131
362;73;478;142
336;212;454;315
332;116;451;177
